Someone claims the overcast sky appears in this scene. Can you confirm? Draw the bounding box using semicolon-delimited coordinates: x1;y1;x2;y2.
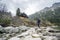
1;0;60;16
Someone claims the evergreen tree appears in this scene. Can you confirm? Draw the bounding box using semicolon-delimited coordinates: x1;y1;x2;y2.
16;8;21;16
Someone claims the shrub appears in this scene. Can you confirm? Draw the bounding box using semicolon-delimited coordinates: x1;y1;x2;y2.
0;18;11;27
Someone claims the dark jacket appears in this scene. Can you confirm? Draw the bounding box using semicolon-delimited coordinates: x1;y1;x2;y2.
37;19;40;24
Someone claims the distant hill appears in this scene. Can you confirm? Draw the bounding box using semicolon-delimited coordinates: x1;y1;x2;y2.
29;2;60;26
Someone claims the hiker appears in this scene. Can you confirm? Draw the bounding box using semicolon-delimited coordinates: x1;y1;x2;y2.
37;19;41;28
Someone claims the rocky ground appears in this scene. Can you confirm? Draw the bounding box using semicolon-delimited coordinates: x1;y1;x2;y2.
0;25;60;40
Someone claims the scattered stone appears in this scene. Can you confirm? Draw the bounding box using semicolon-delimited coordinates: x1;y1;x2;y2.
0;26;59;40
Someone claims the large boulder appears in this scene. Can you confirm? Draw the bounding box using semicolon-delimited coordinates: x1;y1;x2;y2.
4;26;19;33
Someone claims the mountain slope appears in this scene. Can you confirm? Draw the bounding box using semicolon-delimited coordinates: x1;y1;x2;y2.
29;2;60;26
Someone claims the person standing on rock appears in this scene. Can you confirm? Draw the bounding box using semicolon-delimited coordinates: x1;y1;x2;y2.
37;19;41;28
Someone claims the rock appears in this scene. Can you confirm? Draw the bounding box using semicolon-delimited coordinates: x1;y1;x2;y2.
4;27;19;33
0;38;4;40
18;31;29;38
0;25;4;31
0;26;6;34
0;26;59;40
49;30;55;33
24;38;41;40
4;26;14;33
46;27;54;31
38;33;43;37
22;35;41;40
43;36;57;40
52;26;57;27
36;28;42;33
19;26;30;31
32;34;40;38
8;37;20;40
0;38;6;40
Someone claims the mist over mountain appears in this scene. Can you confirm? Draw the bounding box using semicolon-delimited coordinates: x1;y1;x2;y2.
51;2;60;9
29;2;60;26
40;2;60;12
